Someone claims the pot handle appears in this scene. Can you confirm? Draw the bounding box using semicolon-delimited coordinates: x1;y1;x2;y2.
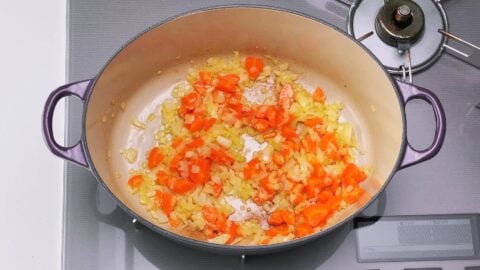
42;79;92;168
396;80;446;169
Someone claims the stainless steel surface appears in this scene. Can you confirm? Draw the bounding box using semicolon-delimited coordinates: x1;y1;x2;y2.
439;29;480;51
64;0;480;269
348;0;448;74
439;29;480;69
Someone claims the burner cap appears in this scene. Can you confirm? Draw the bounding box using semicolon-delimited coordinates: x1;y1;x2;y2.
375;0;425;47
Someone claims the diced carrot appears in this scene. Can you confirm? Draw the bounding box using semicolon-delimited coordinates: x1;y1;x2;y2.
275;108;293;127
287;140;301;151
328;148;340;161
279;140;299;160
210;148;235;165
178;106;188;116
265;224;289;236
169;151;185;172
319;132;336;151
312;127;325;138
295;222;314;238
181;91;200;110
155;191;175;216
240;105;253;118
161;193;175;216
216;74;240;93
312;87;326;103
280;144;291;159
172;179;196;194
326;195;342;211
227;102;242;117
342;163;367;183
189;158;211;185
293;193;305;204
211;182;223;198
272;152;284;166
263;131;277;139
204;117;216;131
226;222;238;244
252;118;270;132
280;210;295;225
187;115;206;133
281;125;297;139
268;211;285;226
311;162;326;179
193;81;207;94
202;205;218;224
261;236;273;245
304;117;323;127
317;190;334;204
266;106;277;123
260;177;277;194
127;175;143;188
302;204;330;227
147;147;164;169
171;137;184;148
186;138;204;149
295;214;308;224
345;187;365;204
254;105;270;119
156;171;169;186
303;134;317;153
232;92;243;101
199;71;213;85
243;158;260;180
306;178;323;199
216;213;228;232
343;176;358;189
292;183;304;194
330;179;340;195
154;191;163;207
245;56;264;80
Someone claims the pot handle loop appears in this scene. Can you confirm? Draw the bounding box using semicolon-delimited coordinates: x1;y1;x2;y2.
42;80;92;168
396;80;446;169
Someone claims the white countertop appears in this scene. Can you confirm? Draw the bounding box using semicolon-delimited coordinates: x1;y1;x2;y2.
0;1;66;269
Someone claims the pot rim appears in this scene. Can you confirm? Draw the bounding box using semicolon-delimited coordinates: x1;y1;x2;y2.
81;4;407;253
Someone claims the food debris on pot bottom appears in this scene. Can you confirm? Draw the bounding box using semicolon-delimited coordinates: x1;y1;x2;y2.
124;52;368;245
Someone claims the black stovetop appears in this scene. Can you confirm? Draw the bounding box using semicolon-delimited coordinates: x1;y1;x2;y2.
64;0;480;269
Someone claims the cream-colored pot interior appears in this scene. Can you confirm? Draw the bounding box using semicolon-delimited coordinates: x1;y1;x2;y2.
85;7;404;244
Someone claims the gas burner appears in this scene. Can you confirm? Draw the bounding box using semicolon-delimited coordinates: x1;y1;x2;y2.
347;0;448;75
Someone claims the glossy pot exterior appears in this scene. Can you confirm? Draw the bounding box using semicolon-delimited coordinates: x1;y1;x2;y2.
42;6;446;255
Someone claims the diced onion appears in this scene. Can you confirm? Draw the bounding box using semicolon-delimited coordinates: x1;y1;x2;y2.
216;136;232;148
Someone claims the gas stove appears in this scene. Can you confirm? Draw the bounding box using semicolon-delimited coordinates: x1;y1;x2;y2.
63;0;480;269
